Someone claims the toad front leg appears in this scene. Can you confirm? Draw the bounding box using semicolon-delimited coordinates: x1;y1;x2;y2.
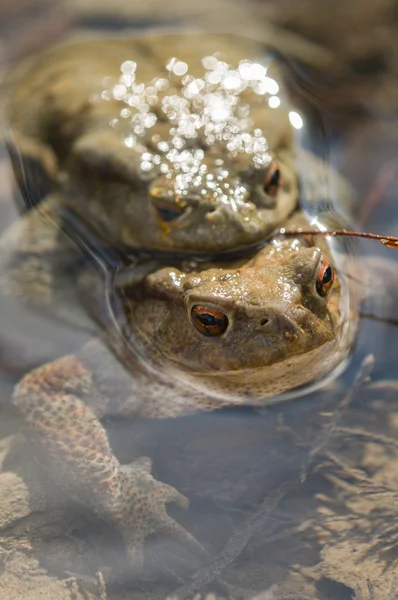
13;351;206;575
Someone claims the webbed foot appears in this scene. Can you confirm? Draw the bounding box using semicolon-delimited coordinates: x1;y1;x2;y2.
112;457;207;575
14;354;207;578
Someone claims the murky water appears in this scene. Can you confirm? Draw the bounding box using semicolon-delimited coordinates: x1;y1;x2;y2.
0;4;398;600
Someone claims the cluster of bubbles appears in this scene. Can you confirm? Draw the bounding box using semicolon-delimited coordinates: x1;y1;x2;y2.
101;54;284;203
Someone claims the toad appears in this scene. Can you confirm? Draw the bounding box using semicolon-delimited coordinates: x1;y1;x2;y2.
4;33;298;254
12;227;355;573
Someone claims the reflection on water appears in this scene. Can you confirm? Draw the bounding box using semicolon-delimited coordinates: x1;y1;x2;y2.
0;23;398;600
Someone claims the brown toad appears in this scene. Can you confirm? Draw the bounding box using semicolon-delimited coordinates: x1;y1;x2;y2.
11;226;355;573
4;33;299;254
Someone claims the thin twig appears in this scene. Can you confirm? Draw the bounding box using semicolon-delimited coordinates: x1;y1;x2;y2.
175;488;286;599
336;426;398;449
308;355;375;463
280;228;398;249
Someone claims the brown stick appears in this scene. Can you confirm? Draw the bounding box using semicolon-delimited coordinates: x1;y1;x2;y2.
279;227;398;249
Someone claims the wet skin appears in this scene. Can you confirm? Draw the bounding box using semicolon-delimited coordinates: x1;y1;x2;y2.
0;32;355;578
12;225;354;573
4;33;298;253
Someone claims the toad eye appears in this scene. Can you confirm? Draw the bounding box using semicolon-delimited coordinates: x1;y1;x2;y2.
264;162;281;196
153;199;185;222
191;305;228;336
316;260;335;297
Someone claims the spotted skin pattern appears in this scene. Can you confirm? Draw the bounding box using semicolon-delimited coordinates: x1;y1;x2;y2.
10;226;352;573
13;352;207;571
1;32;355;575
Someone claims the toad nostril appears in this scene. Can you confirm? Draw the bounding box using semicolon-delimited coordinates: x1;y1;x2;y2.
260;317;270;327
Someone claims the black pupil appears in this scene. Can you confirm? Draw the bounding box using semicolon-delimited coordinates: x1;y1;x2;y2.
156;206;183;222
322;265;332;284
269;168;280;187
198;313;219;327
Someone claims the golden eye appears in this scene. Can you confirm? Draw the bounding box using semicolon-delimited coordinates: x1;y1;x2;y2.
316;260;335;297
191;305;228;336
264;161;281;196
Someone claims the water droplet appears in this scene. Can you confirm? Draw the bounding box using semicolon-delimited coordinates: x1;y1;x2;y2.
289;111;304;130
121;60;137;75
